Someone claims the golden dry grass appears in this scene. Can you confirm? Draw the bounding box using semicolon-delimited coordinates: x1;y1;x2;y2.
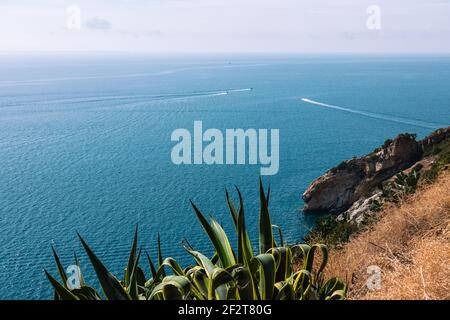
324;170;450;300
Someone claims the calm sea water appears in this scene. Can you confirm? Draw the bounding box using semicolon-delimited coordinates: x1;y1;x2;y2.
0;54;449;299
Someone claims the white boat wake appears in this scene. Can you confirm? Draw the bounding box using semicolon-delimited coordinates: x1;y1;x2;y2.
301;98;446;129
227;88;253;93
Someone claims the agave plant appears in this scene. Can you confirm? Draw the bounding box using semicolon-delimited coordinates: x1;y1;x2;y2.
381;167;422;202
46;179;346;300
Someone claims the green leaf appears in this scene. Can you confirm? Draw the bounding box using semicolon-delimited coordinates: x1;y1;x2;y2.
211;251;219;265
45;270;79;301
191;201;236;267
150;276;191;300
187;250;216;278
292;270;312;299
162;283;183;300
155;257;186;279
124;225;138;286
73;251;85;287
230;266;257;300
275;281;294;300
304;244;328;276
187;250;229;300
157;233;166;278
186;266;208;299
235;187;254;267
51;246;68;287
272;225;284;247
250;253;276;300
145;251;158;280
127;248;142;299
77;233;131;300
326;289;347;300
71;286;102;300
271;247;292;282
259;177;273;254
226;188;239;230
211;268;235;300
320;277;347;300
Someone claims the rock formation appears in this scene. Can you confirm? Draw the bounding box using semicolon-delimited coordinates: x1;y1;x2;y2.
420;127;450;151
303;127;450;214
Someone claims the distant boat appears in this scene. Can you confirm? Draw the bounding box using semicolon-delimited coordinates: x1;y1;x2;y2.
225;88;253;94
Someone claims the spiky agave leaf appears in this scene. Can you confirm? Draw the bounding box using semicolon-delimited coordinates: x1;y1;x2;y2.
305;244;329;276
226;188;239;230
71;286;102;300
230;265;256;300
319;277;347;300
150;276;191;300
186;266;208;299
210;268;235;300
259;177;273;254
186;249;235;300
73;251;85;287
272;225;284;247
77;233;131;300
44;270;79;300
270;246;293;283
250;253;276;300
292;269;313;299
127;248;142;299
157;233;166;278
233;187;254;267
145;250;158;280
51;246;68;288
145;256;186;297
274;281;295;300
293;244;327;273
124;225;138;287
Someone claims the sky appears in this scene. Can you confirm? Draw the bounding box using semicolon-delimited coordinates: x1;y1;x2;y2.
1;0;449;53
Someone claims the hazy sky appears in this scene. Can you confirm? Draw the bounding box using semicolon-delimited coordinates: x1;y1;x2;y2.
1;0;449;53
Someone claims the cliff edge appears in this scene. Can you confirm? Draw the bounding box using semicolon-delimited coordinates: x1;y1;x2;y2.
302;127;450;214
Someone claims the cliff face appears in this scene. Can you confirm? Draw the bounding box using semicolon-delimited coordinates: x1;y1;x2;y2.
302;133;423;213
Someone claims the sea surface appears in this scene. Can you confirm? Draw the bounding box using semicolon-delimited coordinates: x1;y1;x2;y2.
0;54;449;299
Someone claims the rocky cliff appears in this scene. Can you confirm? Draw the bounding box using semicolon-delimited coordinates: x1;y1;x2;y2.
302;127;450;214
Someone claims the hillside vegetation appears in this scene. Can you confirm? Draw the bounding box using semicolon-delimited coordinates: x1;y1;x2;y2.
46;180;346;300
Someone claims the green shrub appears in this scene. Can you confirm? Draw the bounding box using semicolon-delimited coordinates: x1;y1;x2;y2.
423;137;450;182
369;199;383;212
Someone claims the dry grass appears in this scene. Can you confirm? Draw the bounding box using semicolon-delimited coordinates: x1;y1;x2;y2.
324;170;450;300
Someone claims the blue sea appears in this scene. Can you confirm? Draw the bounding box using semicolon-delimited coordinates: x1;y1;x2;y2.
0;54;449;299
